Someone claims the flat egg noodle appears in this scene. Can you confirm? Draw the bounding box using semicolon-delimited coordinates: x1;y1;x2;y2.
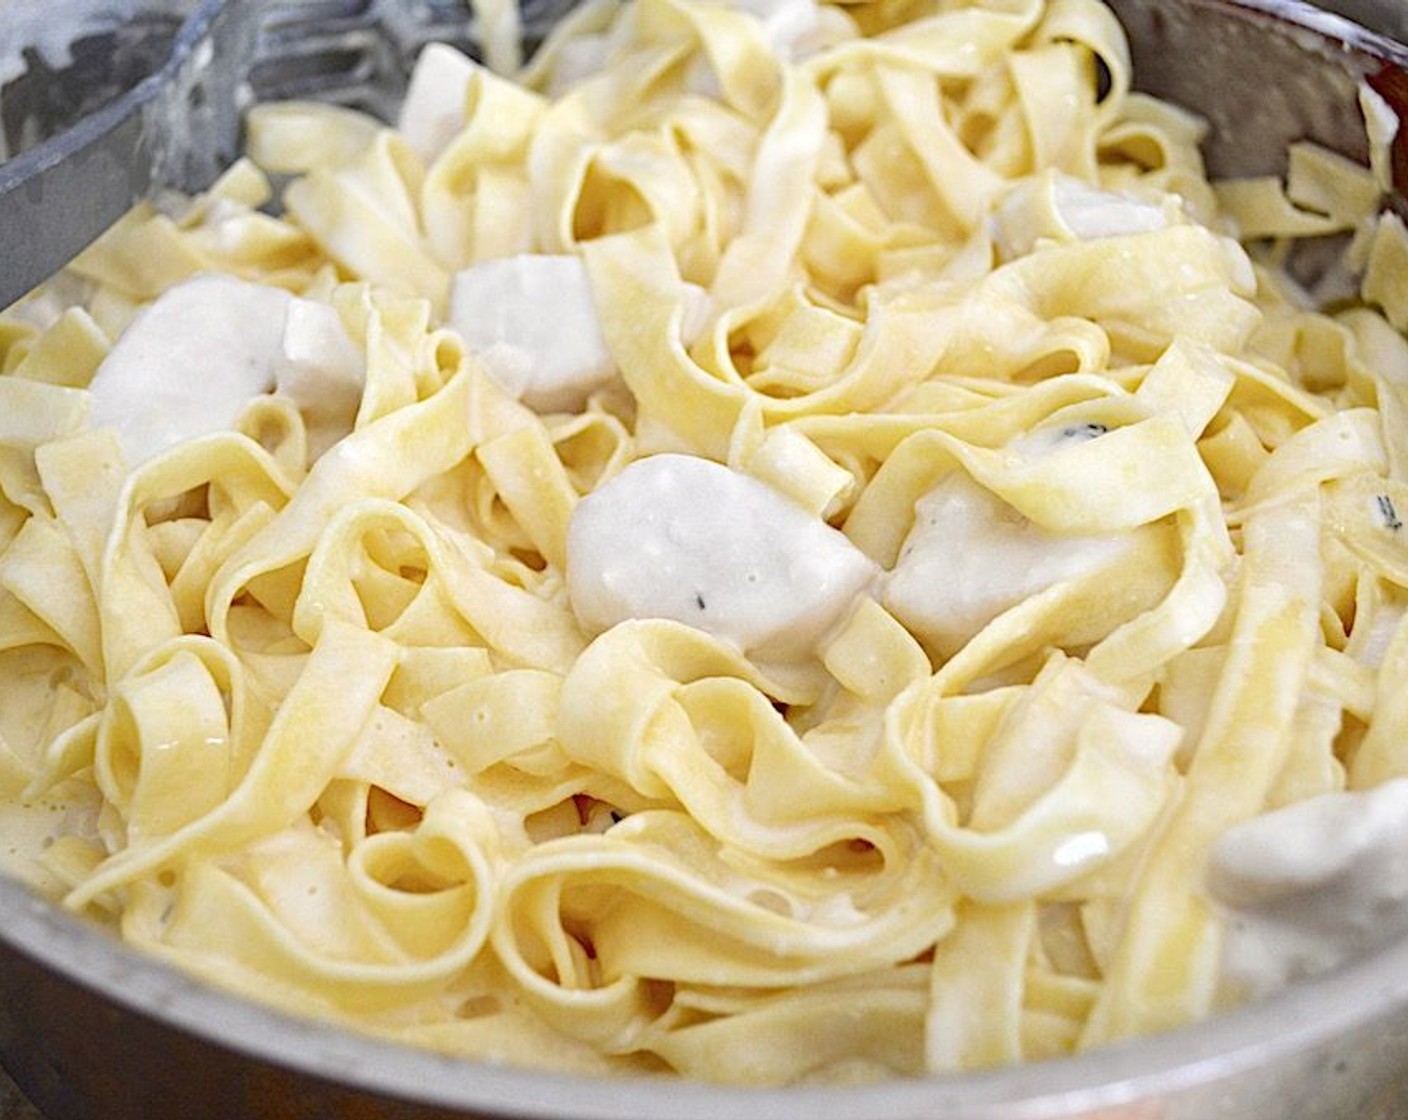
1081;491;1324;1042
1008;0;1131;180
0;510;103;679
477;422;581;570
91;637;253;843
1350;600;1408;786
879;653;1183;903
291;495;583;670
418;65;547;267
490;807;953;1051
925;900;1035;1070
124;788;500;1011
586;217;1258;464
555;618;913;854
1340;307;1408;479
6;308;109;388
201;364;493;645
645;964;930;1082
0;378;90;516
283;134;451;311
98;434;296;680
706;68;829;317
65;618;399;910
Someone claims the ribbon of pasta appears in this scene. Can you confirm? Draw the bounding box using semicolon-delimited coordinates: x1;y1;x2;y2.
101;434;294;680
293;497;583;670
556;619;901;853
885;655;1181;902
66;618;398;911
92;637;255;842
491;808;952;1052
125;789;499;1012
647;966;930;1082
1082;491;1323;1043
203;363;525;647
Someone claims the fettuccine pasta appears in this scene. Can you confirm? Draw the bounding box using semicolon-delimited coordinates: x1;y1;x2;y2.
2;0;1408;1085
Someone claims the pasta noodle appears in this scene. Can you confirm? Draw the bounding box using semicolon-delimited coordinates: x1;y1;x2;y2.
2;0;1408;1086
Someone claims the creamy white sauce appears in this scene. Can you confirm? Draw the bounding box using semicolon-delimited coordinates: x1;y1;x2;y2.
273;297;368;458
882;424;1131;657
0;0;190;87
1208;778;1408;1001
1361;82;1400;192
683;0;822;99
1005;419;1112;458
0;787;102;894
398;43;478;166
87;274;364;466
566;453;877;658
543;12;638;98
450;254;616;413
993;173;1172;260
736;0;824;59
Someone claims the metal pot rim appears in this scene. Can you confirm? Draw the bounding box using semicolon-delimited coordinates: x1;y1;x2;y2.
5;865;1408;1119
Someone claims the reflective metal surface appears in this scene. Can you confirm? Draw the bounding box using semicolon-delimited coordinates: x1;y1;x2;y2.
2;2;1408;1118
0;0;248;310
2;864;1408;1119
0;0;574;309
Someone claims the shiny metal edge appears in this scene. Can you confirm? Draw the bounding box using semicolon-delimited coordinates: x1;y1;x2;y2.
1212;0;1408;63
0;0;236;311
3;862;1408;1120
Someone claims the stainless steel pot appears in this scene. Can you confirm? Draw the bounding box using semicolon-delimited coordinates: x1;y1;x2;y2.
4;2;1408;1118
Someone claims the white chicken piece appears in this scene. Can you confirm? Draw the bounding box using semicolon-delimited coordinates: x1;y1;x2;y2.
882;472;1135;658
1208;778;1408;1000
397;43;478;166
567;453;877;659
87;274;364;466
449;254;615;414
993;171;1174;261
735;0;825;59
450;254;709;414
882;419;1147;658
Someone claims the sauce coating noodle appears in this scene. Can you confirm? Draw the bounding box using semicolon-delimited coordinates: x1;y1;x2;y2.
2;0;1408;1085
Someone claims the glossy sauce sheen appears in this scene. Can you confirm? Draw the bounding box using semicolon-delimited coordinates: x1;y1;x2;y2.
566;453;877;657
1208;777;1408;999
883;424;1135;656
87;274;363;464
450;254;617;413
992;173;1172;260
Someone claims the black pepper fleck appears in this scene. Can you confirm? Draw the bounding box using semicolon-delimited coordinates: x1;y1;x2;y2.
694;591;707;611
1377;494;1402;531
1062;422;1109;441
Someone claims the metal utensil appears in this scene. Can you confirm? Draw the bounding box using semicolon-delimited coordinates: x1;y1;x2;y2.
0;0;251;311
0;0;491;312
